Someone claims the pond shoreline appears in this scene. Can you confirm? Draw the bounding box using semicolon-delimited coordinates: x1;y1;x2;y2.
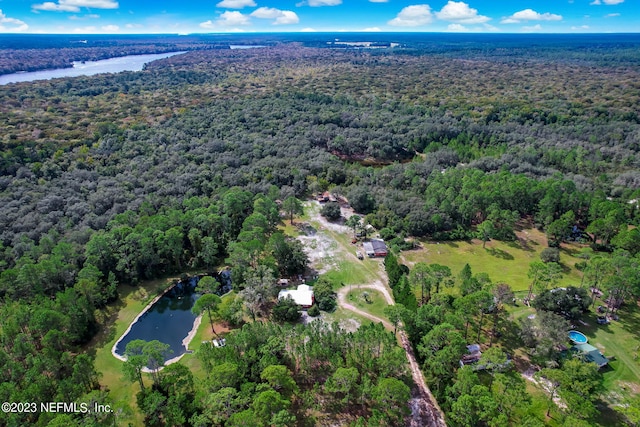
111;281;203;372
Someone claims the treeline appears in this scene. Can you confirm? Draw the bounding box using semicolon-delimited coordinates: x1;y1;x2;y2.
191;321;409;426
0;33;262;75
102;321;410;426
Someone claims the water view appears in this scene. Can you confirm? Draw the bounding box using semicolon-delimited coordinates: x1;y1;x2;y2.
113;277;200;364
0;51;185;85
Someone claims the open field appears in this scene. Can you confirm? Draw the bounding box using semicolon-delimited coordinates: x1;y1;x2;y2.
401;229;584;292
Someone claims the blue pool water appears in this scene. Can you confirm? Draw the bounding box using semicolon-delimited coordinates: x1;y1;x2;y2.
569;331;588;344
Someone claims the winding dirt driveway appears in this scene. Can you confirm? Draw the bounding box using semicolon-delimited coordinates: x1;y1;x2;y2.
337;283;394;330
305;202;447;427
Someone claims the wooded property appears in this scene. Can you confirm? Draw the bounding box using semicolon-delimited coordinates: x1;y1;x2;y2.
1;32;640;427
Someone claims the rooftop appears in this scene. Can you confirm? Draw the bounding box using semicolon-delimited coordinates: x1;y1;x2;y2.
572;343;609;368
278;284;314;307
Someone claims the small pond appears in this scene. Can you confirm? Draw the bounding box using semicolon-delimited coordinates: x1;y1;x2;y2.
114;277;201;364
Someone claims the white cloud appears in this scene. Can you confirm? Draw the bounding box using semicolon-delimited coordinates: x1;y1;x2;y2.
307;0;342;6
300;27;316;31
369;0;388;2
0;10;29;32
274;11;299;25
125;23;143;29
571;25;590;30
591;0;624;4
605;12;621;17
501;9;562;24
436;1;490;24
31;0;119;12
388;4;433;27
33;2;79;12
447;23;469;31
250;7;299;25
521;24;542;32
217;10;251;26
362;27;382;31
216;0;256;8
101;24;118;31
200;11;250;29
33;0;118;12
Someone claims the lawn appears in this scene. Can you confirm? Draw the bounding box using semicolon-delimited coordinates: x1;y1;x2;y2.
577;302;640;392
401;229;584;292
345;288;389;320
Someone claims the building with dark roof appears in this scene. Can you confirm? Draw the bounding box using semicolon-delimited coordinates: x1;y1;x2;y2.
363;239;388;257
571;343;609;368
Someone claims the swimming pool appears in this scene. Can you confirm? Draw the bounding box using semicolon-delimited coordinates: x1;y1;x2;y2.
569;330;588;344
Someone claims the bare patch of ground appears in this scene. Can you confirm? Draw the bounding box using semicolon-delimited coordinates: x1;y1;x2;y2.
296;221;340;275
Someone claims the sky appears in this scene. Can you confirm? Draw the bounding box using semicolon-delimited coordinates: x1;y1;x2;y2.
0;0;637;34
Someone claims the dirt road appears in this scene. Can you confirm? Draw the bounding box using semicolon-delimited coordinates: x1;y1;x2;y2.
305;202;448;427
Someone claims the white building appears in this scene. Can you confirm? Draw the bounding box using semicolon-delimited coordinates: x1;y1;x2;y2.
278;284;314;308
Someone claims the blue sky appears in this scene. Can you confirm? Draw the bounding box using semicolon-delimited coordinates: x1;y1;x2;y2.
0;0;637;34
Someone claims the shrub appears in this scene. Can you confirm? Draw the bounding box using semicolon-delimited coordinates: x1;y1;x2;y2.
540;247;560;263
320;202;341;220
314;278;337;312
272;297;301;323
307;304;320;317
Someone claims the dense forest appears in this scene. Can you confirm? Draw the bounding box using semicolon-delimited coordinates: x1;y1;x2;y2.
1;34;640;426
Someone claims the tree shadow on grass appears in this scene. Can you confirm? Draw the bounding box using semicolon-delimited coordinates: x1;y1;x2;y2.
485;247;514;260
445;241;459;248
497;317;525;354
559;246;581;257
85;297;127;358
559;262;573;275
507;237;536;252
595;399;627;426
616;302;640;337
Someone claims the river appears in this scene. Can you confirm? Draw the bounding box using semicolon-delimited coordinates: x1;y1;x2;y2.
0;51;186;85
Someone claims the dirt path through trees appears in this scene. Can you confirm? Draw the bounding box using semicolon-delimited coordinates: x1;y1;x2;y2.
305;202;447;427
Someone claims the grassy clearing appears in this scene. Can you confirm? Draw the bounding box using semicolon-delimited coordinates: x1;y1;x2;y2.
402;229;584;292
345;288;389;320
504;297;640;390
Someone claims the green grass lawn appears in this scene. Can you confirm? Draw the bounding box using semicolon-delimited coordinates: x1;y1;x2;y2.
402;229;584;292
578;303;640;391
345;288;389;320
